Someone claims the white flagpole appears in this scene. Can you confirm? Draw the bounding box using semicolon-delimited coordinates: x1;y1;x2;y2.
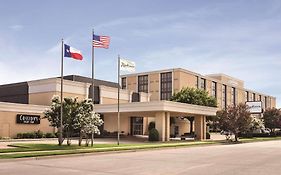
59;39;64;146
117;55;120;145
91;29;95;147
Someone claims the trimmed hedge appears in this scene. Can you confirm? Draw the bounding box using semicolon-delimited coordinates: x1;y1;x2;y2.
148;122;155;131
149;128;159;141
16;131;56;139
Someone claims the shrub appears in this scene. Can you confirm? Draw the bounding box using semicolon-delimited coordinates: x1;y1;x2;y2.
206;132;210;139
148;122;155;131
45;132;56;138
35;130;44;138
17;133;23;139
148;128;159;141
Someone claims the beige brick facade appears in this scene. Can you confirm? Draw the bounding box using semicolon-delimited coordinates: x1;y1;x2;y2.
121;68;276;110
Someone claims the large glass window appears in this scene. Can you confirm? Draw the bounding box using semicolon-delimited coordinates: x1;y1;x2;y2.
160;72;172;100
222;85;227;109
245;91;249;101
200;78;206;90
196;76;199;88
211;81;217;98
138;75;148;93
121;77;126;89
231;87;236;105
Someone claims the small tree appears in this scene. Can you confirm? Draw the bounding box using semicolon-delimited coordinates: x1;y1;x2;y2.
83;113;104;147
44;96;75;145
263;108;281;132
73;99;104;146
216;104;252;142
170;87;217;107
44;96;104;146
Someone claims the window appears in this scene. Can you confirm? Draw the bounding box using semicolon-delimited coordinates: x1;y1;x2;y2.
121;77;126;89
160;72;172;100
211;81;217;98
245;91;249;101
222;85;227;109
200;78;206;90
259;95;262;101
265;96;268;109
138;75;148;93
253;93;256;101
196;76;199;88
231;87;236;105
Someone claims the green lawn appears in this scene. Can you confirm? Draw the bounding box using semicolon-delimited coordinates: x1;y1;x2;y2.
1;137;281;159
0;141;216;159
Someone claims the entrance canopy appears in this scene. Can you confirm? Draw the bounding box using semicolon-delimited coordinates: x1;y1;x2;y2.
94;101;218;141
94;100;218;116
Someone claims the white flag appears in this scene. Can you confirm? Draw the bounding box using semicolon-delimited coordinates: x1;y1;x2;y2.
120;58;136;72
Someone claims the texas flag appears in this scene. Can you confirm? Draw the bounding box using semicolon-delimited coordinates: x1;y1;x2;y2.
64;44;83;60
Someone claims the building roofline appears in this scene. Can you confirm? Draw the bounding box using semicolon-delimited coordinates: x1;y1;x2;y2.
206;73;244;83
121;67;275;98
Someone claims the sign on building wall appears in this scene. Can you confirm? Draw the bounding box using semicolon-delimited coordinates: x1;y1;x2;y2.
246;101;262;114
16;114;41;124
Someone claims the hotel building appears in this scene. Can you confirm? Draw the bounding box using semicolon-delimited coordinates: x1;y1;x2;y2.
0;68;276;141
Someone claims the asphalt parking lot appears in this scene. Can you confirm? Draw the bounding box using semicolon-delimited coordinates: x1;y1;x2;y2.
1;140;281;175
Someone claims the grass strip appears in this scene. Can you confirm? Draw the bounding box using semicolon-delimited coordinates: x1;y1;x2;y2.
0;141;216;159
1;137;281;159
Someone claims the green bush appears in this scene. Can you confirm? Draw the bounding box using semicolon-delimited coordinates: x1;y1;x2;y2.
149;128;159;141
45;132;56;138
148;122;155;131
17;133;23;139
28;132;36;138
35;130;44;138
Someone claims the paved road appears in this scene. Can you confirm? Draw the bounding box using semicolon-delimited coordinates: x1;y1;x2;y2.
1;140;281;175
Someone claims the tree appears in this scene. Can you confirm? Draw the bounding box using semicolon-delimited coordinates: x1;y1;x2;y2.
262;108;281;132
73;99;103;146
44;96;104;146
44;96;74;145
170;87;217;107
216;104;252;142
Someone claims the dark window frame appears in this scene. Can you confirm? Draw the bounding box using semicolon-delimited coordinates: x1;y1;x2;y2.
200;78;206;90
138;75;148;93
231;87;236;105
211;81;217;98
160;72;172;100
222;84;227;109
121;77;127;89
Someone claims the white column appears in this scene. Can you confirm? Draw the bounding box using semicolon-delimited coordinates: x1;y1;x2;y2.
165;112;170;141
155;112;166;141
195;115;206;140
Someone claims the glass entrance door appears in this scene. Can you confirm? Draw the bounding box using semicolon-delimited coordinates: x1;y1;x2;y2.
130;117;143;135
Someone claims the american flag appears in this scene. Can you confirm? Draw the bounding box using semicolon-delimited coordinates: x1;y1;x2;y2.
93;35;110;49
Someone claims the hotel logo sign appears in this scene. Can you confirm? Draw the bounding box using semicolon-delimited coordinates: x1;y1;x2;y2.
16;114;41;124
246;101;262;114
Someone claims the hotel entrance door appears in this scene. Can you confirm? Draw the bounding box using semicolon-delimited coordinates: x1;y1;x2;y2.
130;117;143;135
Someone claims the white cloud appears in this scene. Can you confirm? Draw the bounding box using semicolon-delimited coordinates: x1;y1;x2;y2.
9;25;24;31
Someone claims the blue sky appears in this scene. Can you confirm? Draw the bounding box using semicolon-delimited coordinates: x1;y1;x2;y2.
0;0;281;107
